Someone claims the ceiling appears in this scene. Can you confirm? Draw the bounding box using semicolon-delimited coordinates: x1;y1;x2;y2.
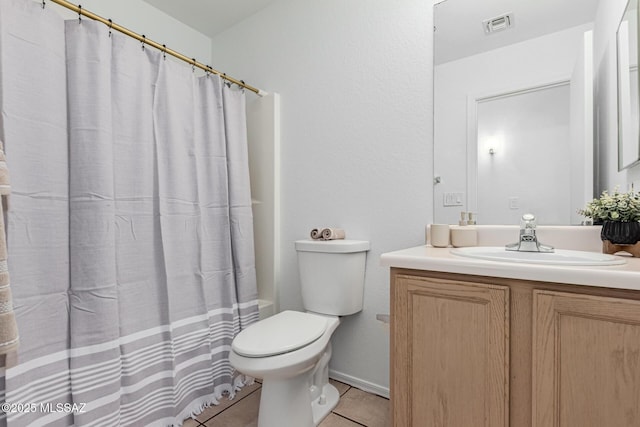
143;0;278;38
143;0;601;65
435;0;600;65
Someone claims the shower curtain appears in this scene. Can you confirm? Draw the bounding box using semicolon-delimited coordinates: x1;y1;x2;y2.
0;0;259;425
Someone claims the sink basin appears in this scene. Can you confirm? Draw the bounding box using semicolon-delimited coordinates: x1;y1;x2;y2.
450;246;627;266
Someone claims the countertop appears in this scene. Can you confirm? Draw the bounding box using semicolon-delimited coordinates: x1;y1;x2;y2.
380;245;640;291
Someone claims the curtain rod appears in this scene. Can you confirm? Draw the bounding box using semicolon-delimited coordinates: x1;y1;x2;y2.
47;0;268;96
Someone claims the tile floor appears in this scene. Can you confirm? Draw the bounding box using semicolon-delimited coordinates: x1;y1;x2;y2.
183;379;390;427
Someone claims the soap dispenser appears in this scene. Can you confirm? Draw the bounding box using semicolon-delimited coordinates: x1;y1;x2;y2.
451;212;477;247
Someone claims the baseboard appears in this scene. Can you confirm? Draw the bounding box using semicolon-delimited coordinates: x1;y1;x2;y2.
328;369;390;399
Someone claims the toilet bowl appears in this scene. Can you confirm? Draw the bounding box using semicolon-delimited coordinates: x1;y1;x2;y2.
230;239;369;427
230;311;340;427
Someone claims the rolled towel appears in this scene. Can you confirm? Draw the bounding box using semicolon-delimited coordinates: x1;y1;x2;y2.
310;228;323;240
321;228;345;240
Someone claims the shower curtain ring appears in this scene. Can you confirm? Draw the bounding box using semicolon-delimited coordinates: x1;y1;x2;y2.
192;58;196;72
108;19;113;37
162;44;167;60
42;0;45;9
141;35;146;51
78;5;82;23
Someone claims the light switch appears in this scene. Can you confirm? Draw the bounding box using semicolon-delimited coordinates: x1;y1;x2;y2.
443;192;464;206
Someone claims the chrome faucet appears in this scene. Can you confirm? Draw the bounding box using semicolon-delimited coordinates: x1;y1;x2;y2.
505;213;554;253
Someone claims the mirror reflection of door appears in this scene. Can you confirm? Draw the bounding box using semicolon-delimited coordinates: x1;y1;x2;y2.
476;84;571;225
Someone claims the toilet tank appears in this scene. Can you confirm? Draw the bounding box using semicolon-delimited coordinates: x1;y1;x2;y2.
295;239;370;316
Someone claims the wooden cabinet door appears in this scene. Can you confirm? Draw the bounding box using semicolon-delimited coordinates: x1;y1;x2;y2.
533;290;640;427
391;274;510;427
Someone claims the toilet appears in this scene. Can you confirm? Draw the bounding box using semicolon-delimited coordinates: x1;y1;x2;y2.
230;239;370;427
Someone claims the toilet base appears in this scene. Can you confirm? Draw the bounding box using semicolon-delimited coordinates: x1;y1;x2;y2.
259;374;311;427
257;378;339;427
311;382;339;425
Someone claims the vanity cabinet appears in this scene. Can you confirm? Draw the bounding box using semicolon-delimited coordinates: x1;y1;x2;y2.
533;290;640;427
391;273;510;427
390;268;640;427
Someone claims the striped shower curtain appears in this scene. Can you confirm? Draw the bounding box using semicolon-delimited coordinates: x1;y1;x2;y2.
0;0;259;425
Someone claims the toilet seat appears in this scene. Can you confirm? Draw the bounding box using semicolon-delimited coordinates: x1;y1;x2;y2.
232;311;328;357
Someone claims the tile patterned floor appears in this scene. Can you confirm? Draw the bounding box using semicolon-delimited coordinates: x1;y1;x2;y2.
182;379;390;427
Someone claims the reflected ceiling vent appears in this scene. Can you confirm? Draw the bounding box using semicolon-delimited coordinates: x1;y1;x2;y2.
483;13;514;35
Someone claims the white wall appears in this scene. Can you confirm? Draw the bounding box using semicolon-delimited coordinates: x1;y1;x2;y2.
593;0;640;193
46;0;211;64
210;0;434;394
434;23;593;225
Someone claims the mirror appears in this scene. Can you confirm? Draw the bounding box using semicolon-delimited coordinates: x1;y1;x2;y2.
617;0;640;171
434;0;599;225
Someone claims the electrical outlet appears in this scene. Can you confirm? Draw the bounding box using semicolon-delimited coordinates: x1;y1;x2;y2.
509;197;519;210
443;192;464;206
